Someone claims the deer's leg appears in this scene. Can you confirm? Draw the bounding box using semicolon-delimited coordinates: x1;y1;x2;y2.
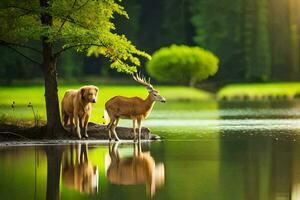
112;118;120;141
137;118;142;142
108;118;115;141
133;142;138;156
138;140;142;156
113;142;120;161
133;119;137;142
107;119;113;129
108;141;112;154
108;129;112;141
114;118;119;126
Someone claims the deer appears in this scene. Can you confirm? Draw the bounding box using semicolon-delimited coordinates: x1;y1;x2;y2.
105;142;165;197
104;73;166;141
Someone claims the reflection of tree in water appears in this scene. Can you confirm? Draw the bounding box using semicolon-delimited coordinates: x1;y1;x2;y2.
44;146;63;200
43;143;98;200
105;142;165;197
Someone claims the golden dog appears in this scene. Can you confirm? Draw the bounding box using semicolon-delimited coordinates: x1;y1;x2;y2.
61;85;98;138
62;144;98;194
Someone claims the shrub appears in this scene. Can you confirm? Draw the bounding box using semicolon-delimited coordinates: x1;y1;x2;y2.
146;45;219;86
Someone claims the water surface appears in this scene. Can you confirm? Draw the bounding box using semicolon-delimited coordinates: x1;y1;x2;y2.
1;100;300;200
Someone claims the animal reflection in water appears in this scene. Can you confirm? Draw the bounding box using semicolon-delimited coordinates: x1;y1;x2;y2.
105;142;165;197
62;144;98;194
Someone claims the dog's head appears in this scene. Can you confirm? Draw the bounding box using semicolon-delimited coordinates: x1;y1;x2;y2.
80;85;99;103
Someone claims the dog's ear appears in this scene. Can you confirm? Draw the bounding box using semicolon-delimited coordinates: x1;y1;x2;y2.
80;88;85;100
95;87;99;93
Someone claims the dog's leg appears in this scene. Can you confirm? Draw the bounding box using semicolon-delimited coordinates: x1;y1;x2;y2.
79;117;83;135
74;114;81;139
62;111;69;127
82;144;88;162
70;145;74;165
76;144;80;164
80;144;84;163
83;114;89;138
70;114;74;134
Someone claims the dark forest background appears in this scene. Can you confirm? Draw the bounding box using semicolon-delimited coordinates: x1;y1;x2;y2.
0;0;299;86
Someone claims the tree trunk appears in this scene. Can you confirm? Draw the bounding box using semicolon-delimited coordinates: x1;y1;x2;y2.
40;0;64;138
42;54;64;137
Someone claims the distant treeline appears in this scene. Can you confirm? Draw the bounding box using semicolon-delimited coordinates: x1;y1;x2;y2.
0;0;299;85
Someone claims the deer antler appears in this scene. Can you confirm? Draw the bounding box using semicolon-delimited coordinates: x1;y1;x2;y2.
132;72;153;91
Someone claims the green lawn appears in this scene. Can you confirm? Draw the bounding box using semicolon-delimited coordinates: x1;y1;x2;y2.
0;85;212;123
217;82;300;100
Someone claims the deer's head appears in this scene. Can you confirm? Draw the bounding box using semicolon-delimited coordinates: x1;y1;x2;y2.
133;73;166;103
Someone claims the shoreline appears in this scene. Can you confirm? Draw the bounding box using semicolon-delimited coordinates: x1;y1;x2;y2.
0;122;160;144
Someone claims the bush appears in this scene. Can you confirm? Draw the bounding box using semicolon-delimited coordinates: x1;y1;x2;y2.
146;45;219;86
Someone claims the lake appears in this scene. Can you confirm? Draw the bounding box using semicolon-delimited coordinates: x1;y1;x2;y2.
1;100;300;200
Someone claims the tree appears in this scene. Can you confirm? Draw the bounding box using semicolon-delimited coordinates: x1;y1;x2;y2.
146;45;219;86
269;0;299;80
0;0;150;137
243;0;271;81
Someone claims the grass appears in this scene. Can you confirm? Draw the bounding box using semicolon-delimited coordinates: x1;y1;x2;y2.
0;85;212;123
217;82;300;100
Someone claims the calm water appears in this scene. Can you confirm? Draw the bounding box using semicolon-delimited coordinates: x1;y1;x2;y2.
1;100;300;200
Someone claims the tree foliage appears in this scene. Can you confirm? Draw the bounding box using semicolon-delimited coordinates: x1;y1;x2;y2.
0;0;299;84
190;0;299;82
146;45;219;86
0;0;150;73
0;0;151;135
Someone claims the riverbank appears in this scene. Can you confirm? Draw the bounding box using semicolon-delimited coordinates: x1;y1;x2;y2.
0;122;157;143
218;82;300;101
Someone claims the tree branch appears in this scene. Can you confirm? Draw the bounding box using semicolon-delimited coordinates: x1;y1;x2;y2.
1;5;35;13
64;16;88;29
3;45;41;65
73;0;90;12
56;0;78;36
0;40;42;54
54;0;90;39
54;43;105;57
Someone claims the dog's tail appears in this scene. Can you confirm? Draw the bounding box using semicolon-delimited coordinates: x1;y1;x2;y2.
103;109;110;126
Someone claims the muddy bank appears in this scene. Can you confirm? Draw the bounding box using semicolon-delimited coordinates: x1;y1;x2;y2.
0;122;160;142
